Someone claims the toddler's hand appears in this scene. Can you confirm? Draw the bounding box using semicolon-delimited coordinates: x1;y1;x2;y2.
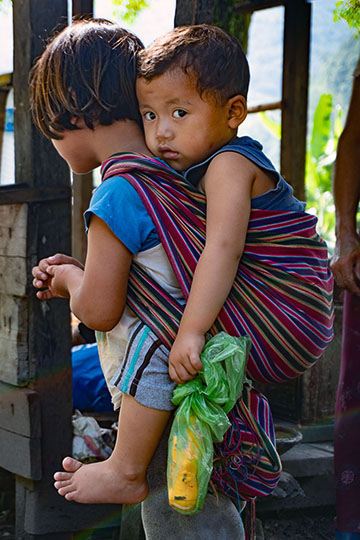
169;331;204;384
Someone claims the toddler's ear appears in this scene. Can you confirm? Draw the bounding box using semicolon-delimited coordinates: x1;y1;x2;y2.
227;95;247;129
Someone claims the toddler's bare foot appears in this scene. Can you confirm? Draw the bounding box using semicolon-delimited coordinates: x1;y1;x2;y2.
53;456;149;504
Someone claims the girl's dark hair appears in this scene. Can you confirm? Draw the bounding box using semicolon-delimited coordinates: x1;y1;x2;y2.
30;19;144;139
138;24;250;104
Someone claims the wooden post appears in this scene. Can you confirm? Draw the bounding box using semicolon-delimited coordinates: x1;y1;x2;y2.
72;0;93;16
11;1;73;538
174;0;215;25
0;3;124;536
72;173;94;264
71;0;95;265
0;85;10;165
280;0;311;201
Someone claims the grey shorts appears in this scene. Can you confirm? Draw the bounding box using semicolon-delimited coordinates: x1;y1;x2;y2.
111;322;176;411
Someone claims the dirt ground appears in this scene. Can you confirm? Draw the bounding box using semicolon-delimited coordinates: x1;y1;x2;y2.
1;508;336;539
259;510;336;539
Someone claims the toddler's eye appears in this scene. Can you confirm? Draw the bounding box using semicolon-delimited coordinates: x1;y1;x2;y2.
173;109;187;118
144;111;156;121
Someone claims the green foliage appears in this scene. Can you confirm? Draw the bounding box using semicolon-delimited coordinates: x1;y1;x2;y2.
0;0;11;11
0;0;148;22
112;0;149;24
305;94;343;251
259;112;281;139
334;1;360;38
260;94;343;252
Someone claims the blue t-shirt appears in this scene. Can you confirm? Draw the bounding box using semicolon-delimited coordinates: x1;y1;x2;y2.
84;175;159;254
184;136;306;212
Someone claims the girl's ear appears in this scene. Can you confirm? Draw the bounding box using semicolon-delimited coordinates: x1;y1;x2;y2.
227;95;247;129
70;115;87;128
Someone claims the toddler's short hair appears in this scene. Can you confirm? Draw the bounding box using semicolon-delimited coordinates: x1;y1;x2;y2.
30;19;144;139
138;24;250;104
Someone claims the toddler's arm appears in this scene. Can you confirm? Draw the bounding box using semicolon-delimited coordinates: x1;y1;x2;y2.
169;151;255;384
32;215;133;332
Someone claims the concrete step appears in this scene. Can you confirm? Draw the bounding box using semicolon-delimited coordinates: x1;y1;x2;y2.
256;441;335;513
281;441;334;478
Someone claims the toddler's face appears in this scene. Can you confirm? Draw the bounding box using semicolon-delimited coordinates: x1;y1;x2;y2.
136;68;236;172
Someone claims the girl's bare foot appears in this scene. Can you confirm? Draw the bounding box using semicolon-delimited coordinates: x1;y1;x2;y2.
53;456;149;504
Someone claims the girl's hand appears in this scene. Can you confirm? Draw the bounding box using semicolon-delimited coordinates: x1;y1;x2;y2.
32;254;84;300
44;264;84;299
169;331;204;384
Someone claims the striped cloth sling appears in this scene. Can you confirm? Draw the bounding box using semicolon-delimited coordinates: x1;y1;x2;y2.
101;153;334;384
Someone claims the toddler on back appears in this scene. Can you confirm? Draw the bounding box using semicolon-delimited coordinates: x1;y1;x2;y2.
136;24;307;385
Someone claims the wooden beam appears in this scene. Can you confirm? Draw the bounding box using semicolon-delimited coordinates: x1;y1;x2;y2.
235;0;286;13
12;2;74;537
71;2;94;265
72;173;93;264
13;0;69;188
174;0;215;26
72;0;93;17
0;185;71;205
280;0;311;201
248;100;282;114
0;87;10;164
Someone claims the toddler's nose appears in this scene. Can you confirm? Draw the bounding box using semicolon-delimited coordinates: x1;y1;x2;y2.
156;121;173;142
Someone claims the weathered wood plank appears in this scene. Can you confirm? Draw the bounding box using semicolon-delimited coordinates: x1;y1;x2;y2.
0;427;41;480
280;0;311;201
0;203;27;257
0;382;41;437
0;257;27;296
0;294;28;386
0;185;71;205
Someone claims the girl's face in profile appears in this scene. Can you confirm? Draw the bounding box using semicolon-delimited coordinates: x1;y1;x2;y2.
51;118;100;174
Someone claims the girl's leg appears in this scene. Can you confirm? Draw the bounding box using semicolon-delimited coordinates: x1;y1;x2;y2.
334;290;360;534
53;394;171;504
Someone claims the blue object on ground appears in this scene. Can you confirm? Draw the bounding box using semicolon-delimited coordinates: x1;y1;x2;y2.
72;343;113;412
335;532;360;540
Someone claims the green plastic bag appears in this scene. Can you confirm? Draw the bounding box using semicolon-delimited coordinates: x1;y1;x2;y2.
167;332;251;514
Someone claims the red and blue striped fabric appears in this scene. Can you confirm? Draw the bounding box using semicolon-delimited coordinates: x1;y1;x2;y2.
212;383;282;502
101;153;334;384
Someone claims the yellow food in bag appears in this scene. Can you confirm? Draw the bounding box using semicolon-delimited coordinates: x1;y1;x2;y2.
168;417;199;511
